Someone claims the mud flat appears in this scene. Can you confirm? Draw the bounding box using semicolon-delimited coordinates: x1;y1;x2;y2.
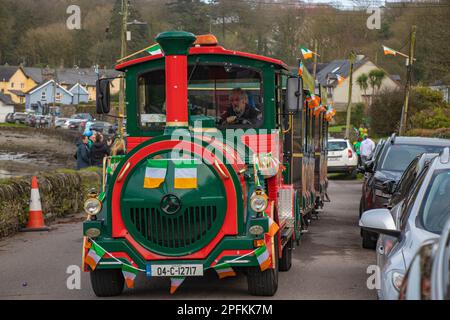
0;128;76;178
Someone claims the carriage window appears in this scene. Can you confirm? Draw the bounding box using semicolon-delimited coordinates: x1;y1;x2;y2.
187;64;263;128
138;69;166;129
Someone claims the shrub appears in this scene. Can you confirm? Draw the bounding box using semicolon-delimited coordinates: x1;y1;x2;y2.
368;88;403;136
410;107;450;129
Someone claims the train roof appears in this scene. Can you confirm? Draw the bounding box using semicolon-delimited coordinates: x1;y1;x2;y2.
115;45;289;71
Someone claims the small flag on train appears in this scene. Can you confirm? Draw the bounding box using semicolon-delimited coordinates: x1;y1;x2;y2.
254;245;271;271
146;43;162;55
213;263;237;279
300;46;314;60
144;159;168;189
85;241;106;271
382;45;398;56
265;213;279;237
306;92;321;109
298;60;304;77
174;159;198;189
170;277;186;294
122;264;138;289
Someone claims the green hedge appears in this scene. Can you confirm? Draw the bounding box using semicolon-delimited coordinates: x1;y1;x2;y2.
0;170;101;238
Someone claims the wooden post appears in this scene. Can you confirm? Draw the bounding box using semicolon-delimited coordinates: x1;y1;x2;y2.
399;25;416;136
313;39;318;79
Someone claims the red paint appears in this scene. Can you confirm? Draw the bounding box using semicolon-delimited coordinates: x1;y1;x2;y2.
165;55;189;125
115;46;288;71
127;137;151;152
111;140;238;260
210;249;253;267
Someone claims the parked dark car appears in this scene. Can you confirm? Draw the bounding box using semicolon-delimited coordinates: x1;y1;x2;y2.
359;134;450;249
90;121;114;135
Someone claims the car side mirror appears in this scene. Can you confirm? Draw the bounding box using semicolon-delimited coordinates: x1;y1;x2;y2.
382;180;396;195
286;77;303;114
359;208;401;238
96;79;111;114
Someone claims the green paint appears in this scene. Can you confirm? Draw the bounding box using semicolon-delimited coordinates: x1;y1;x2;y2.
155;31;196;56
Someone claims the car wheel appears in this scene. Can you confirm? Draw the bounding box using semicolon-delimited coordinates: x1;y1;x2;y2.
279;238;293;272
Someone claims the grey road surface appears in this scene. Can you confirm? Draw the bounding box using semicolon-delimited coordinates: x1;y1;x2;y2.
0;179;376;299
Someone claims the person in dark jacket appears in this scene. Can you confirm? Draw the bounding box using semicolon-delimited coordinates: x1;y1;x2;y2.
76;134;91;170
90;132;110;167
221;88;261;126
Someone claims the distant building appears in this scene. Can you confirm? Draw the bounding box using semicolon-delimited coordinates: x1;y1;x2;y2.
69;83;90;104
429;83;449;103
316;56;401;111
0;65;39;104
0;93;14;122
25;80;73;112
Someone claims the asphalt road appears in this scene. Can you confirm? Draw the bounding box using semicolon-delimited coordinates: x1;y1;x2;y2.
0;179;376;300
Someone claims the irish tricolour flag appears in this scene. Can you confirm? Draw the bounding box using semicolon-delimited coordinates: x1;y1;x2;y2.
85;242;106;271
170;277;185;294
144;159;168;189
174;159;198;189
214;263;237;279
146;44;162;55
254;245;271;272
382;45;397;56
300;46;313;60
122;264;138;289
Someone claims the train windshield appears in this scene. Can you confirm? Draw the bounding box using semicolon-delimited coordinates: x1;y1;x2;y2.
137;63;263;129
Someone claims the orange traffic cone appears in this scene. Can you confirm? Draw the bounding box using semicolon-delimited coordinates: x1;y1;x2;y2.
21;176;50;232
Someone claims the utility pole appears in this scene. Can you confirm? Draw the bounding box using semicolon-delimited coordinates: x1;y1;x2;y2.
312;39;318;79
345;51;356;139
118;0;128;136
399;25;416;136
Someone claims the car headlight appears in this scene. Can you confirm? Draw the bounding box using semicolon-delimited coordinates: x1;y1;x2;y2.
392;271;405;291
84;198;102;216
250;189;268;213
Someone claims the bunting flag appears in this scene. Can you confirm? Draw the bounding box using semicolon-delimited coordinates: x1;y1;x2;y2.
214;263;237;279
254;245;271;271
306;93;321;109
84;242;106;271
265;213;280;237
146;44;162;55
174;159;198;189
382;45;397;56
324;105;336;121
300;46;314;60
170;277;186;294
122;264;138;289
144;159;168;189
298;60;304;77
313;104;326;117
336;74;345;85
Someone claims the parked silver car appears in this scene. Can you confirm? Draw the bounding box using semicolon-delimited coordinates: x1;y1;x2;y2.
360;147;450;299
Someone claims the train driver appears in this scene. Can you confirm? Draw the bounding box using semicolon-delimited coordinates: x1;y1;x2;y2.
221;88;261;126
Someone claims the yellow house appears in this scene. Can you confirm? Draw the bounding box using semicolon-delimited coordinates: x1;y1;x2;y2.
0;66;39;104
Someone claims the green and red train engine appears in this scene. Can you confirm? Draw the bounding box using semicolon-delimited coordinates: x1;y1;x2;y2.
82;31;326;296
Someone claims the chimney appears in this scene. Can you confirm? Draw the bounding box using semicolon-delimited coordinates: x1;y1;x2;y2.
155;31;196;129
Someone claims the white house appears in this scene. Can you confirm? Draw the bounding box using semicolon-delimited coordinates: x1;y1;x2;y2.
69;83;90;104
0;93;14;122
25;80;74;112
316;56;401;111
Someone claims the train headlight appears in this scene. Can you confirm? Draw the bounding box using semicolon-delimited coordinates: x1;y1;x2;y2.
84;198;102;216
250;189;268;213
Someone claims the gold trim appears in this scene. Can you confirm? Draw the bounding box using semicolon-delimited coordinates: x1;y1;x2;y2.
214;159;229;179
293;153;304;158
118;162;131;182
282;114;293;134
166;121;189;127
314;152;321;156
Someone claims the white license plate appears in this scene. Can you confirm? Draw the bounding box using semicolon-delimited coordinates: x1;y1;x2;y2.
328;157;340;161
150;264;203;277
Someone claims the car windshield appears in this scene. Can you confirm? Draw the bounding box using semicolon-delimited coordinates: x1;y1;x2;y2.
420;169;450;234
381;144;446;172
328;141;347;151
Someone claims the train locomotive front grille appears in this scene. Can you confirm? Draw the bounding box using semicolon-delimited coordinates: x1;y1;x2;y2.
127;205;219;251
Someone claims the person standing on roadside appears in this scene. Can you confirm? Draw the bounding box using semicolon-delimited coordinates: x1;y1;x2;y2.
90;132;110;167
353;137;363;166
75;134;91;170
360;134;375;165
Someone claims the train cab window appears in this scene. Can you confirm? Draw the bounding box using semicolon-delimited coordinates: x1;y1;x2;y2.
187;64;263;128
137;69;166;129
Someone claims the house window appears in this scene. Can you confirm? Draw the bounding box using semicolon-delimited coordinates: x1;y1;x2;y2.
20;97;24;103
21;83;24;89
11;82;14;88
55;92;61;102
41;91;46;100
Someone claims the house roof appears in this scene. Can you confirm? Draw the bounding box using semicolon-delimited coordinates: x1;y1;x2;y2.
0;66;19;82
27;79;74;96
8;90;26;97
316;57;368;87
23;67;44;83
56;68;121;87
0;93;13;105
69;83;89;95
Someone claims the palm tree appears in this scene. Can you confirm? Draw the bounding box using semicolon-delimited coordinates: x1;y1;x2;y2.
368;69;386;96
356;73;369;104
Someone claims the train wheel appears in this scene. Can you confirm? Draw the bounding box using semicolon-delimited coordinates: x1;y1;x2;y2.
247;240;279;296
90;269;125;297
279;238;293;272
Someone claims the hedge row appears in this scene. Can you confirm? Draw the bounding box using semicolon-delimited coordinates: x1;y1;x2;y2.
0;170;101;238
